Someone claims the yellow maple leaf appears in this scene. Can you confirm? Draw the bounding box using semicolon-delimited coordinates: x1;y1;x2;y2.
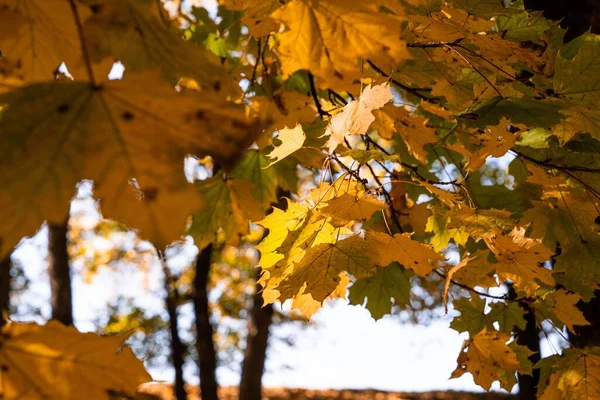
220;0;281;37
467;120;521;171
552;290;590;333
390;106;438;162
82;0;232;89
451;329;525;391
0;320;151;400
254;201;312;269
273;235;376;302
321;193;387;224
419;181;463;207
324;83;394;152
251;91;317;145
486;227;555;289
289;272;350;318
365;231;445;276
0;71;260;257
539;347;600;400
266;124;307;167
271;0;408;87
0;0;91;82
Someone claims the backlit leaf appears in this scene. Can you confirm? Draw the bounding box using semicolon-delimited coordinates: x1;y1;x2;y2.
349;263;412;320
364;231;445;276
324;83;394;152
272;0;407;87
0;320;151;400
267;124;306;166
0;72;259;257
451;329;528;391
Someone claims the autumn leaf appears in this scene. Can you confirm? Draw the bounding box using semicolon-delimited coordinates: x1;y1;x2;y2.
426;209;470;252
0;320;151;400
255;201;312;270
266;124;306;167
451;329;530;391
341;149;401;164
271;235;377;302
189;176;266;250
461;118;521;172
534;289;590;333
364;231;445;276
451;0;520;18
230;149;279;209
554;32;600;105
450;296;494;336
0;72;259;257
537;347;600;400
220;0;281;37
444;252;496;295
0;0;90;82
554;105;600;144
496;11;555;44
390;105;438;162
349;263;412;320
81;0;231;88
486;227;555;290
446;207;514;241
324;83;394;152
321;193;387;224
488;302;527;333
271;0;407;87
289;273;351;319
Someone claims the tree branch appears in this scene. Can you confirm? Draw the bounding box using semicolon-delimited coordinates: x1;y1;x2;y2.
366;59;434;102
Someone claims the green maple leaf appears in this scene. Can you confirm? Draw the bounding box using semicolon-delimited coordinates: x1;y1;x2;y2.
349;263;413;320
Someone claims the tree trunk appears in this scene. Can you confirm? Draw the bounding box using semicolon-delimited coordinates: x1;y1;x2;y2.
0;255;12;328
48;222;73;326
516;300;541;400
239;272;273;400
238;188;287;400
162;260;187;400
193;244;219;400
571;290;600;348
523;0;600;41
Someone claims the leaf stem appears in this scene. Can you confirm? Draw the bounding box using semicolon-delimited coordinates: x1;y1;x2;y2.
68;0;96;86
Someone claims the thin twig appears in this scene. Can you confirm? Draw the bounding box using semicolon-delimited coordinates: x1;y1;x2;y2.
514;150;600;173
308;72;330;118
434;270;509;300
366;59;434;102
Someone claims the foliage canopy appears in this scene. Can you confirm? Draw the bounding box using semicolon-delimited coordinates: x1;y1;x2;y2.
1;0;600;398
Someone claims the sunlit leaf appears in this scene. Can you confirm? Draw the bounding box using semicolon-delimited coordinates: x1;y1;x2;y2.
0;320;150;399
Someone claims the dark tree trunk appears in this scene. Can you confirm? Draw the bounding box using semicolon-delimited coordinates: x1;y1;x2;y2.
48;222;73;326
193;244;219;400
516;300;541;400
571;290;600;348
239;272;273;400
238;188;287;400
523;0;600;41
162;260;187;400
0;255;12;328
